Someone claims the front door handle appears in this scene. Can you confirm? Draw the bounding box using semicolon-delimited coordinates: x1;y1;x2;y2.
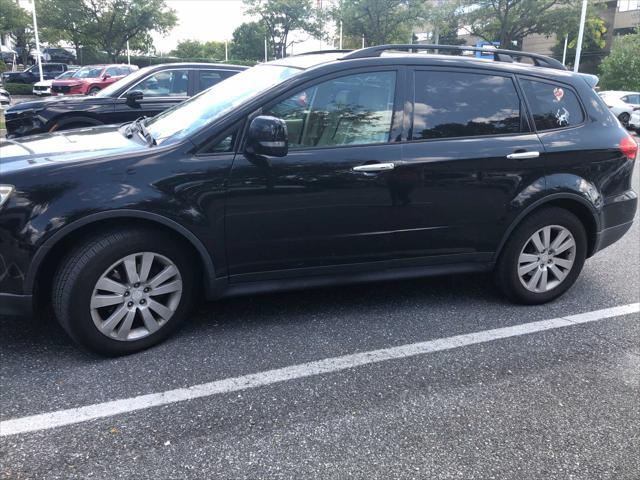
507;151;540;160
352;162;395;172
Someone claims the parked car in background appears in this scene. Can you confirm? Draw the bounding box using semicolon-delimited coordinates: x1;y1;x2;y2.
1;63;70;84
51;64;138;96
0;46;18;65
0;46;636;355
41;47;76;64
5;63;247;137
0;87;11;108
599;90;640;128
32;67;80;96
630;109;640;131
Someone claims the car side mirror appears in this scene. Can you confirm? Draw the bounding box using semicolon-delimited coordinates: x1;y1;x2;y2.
245;115;288;157
125;90;143;107
102;73;111;80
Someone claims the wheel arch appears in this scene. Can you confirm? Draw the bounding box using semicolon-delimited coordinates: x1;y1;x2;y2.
495;193;600;262
26;210;216;301
49;114;105;132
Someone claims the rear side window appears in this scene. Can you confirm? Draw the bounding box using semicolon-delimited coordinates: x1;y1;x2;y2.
412;71;521;140
198;71;223;92
520;79;584;131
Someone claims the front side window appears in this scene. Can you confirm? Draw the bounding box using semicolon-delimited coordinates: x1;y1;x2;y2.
74;66;104;78
265;71;396;149
412;70;521;140
134;70;189;97
621;94;639;104
520;79;584;131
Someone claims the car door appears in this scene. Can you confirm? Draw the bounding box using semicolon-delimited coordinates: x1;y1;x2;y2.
111;68;191;124
396;68;547;260
225;68;407;279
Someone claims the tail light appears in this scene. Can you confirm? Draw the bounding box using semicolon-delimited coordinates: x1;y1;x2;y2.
620;135;638;160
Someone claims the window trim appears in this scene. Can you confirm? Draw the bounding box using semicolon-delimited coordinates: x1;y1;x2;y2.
405;66;529;144
243;66;404;153
516;75;587;134
195;121;243;157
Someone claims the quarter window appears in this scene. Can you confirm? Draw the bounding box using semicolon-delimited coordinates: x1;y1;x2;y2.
134;70;189;97
412;71;521;140
520;79;584;131
265;71;396;149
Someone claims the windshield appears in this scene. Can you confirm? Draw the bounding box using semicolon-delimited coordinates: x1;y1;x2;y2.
74;66;104;78
56;70;76;79
145;64;300;145
96;66;155;98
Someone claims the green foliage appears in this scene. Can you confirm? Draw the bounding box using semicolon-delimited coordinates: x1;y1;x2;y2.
551;5;607;74
461;0;575;48
3;83;34;95
0;60;7;74
170;40;227;61
599;31;640;91
37;0;178;62
332;0;428;46
243;0;324;57
230;22;273;61
0;0;30;35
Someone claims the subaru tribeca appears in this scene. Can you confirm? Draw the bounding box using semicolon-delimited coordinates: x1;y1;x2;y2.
0;45;636;355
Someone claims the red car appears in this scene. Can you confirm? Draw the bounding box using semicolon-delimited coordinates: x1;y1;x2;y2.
51;64;138;96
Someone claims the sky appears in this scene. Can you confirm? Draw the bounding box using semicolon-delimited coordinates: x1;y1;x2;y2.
152;0;335;55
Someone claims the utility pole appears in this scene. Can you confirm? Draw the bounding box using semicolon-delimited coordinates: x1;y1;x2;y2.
339;20;343;50
561;34;568;65
362;35;365;48
573;0;588;72
31;0;43;82
126;41;131;65
264;37;268;62
225;40;228;61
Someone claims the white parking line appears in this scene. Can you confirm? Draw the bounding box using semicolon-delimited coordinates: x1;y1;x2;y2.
1;303;638;437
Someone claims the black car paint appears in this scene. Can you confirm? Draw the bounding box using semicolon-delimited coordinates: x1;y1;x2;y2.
1;63;69;84
0;54;636;315
4;63;247;137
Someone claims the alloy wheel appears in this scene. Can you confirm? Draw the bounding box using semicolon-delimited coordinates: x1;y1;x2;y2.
90;252;183;341
517;225;576;293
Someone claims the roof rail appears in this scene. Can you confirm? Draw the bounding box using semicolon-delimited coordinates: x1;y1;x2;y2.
294;49;353;56
341;44;567;71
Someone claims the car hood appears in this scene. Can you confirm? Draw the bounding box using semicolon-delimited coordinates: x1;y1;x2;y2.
34;80;53;87
6;94;112;113
0;125;146;174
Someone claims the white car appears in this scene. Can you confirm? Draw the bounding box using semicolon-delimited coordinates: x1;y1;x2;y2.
0;87;11;108
630;110;640;132
32;68;79;96
599;90;640;128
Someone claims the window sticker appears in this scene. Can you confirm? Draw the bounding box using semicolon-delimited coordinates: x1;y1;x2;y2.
553;87;564;102
555;107;570;126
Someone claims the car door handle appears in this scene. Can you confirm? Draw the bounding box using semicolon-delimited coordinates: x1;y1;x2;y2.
352;163;395;172
507;151;540;160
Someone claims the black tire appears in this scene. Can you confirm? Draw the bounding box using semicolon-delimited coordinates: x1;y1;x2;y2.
88;86;101;95
52;228;197;356
495;207;587;304
618;112;631;128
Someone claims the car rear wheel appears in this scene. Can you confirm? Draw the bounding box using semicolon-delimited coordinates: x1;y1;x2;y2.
52;229;197;356
618;112;631;128
495;207;587;304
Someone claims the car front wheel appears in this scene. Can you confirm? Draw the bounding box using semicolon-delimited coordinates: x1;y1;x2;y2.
618;112;631;128
52;229;197;355
495;207;587;304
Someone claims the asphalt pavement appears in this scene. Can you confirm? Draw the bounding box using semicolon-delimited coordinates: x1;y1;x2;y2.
0;159;638;479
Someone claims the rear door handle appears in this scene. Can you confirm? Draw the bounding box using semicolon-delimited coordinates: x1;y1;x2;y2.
507;151;540;160
352;162;395;172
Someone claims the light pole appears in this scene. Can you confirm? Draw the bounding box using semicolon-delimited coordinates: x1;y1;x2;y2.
31;0;44;82
573;0;588;72
561;34;568;65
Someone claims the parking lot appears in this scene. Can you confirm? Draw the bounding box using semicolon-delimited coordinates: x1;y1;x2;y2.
0;158;639;479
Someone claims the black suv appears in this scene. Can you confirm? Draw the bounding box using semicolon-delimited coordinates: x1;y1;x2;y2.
1;63;69;84
5;63;247;137
0;45;637;355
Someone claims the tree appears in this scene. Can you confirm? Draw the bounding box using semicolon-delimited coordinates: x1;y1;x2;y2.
170;40;206;58
599;30;640;91
551;4;607;73
461;0;575;49
243;0;323;58
0;0;29;36
332;0;428;47
230;21;273;61
38;0;177;62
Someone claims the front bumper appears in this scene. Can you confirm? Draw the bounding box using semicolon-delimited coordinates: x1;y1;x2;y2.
4;111;46;137
0;293;33;316
630;111;640;130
